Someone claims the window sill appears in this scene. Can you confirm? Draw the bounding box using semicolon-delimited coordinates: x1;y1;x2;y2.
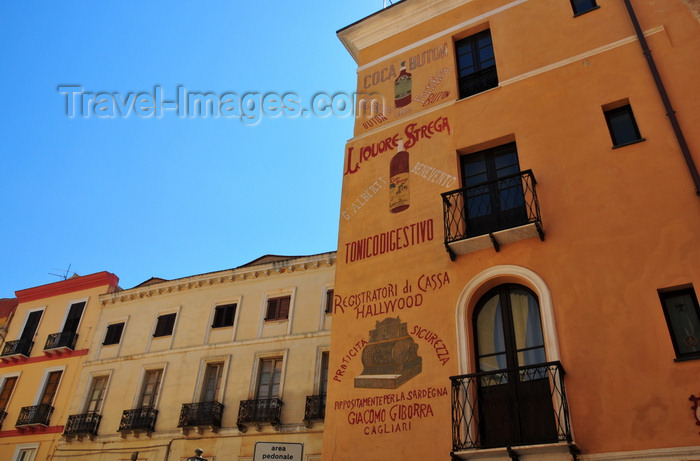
452;441;577;460
612;138;646;149
573;5;600;18
674;354;700;363
458;85;499;102
210;325;234;329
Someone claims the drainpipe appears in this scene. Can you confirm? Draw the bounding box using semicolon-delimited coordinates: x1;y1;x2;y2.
623;0;700;196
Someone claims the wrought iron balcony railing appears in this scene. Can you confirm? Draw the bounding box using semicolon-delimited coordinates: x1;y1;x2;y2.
458;66;498;99
16;404;54;427
303;394;326;425
118;407;158;433
0;410;7;429
1;338;33;359
442;169;543;258
64;412;101;437
44;331;78;352
450;361;572;454
236;398;282;432
178;401;224;429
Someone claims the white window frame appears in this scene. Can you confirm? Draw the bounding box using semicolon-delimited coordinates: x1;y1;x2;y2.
58;296;89;333
248;350;288;400
146;306;180;351
94;316;129;359
132;363;168;410
258;288;296;336
33;365;66;406
204;296;242;344
318;285;334;330
16;307;45;341
455;265;561;375
81;370;113;414
192;355;231;403
324;286;334;314
11;443;39;461
0;371;21;410
315;348;330;395
102;320;126;346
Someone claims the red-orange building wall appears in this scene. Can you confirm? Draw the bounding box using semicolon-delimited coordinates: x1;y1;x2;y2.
326;1;700;459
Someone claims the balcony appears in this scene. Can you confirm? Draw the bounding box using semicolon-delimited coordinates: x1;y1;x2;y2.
118;408;158;435
450;361;577;459
303;394;326;427
178;401;224;433
0;410;6;429
63;412;101;439
442;170;544;259
44;331;78;355
236;398;282;432
16;404;54;428
1;338;33;361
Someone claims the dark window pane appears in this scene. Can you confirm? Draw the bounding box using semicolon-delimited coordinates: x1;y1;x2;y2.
154;313;176;337
473;285;556;446
20;310;43;342
325;290;334;314
571;0;597;15
460;143;527;236
265;299;277;321
319;352;329;395
605;105;642;146
63;302;85;334
456;29;498;98
464;157;487;178
212;304;236;328
494;151;518;171
103;322;124;345
458;53;474;72
660;288;700;358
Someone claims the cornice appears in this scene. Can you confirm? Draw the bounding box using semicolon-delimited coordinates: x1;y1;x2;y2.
337;0;475;63
100;252;336;305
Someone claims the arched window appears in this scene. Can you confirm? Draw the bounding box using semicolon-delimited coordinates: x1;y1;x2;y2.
474;285;545;373
472;284;556;447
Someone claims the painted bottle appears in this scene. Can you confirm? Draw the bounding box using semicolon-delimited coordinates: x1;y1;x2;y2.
394;61;412;108
389;139;410;213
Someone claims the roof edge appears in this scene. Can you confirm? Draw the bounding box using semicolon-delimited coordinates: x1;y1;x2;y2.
337;0;475;63
16;271;120;303
100;252;336;305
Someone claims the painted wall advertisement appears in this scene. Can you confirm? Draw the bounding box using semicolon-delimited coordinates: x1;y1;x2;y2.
331;273;452;437
329;40;460;442
354;39;456;136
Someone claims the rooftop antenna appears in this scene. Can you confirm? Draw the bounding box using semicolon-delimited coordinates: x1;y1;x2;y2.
49;264;73;280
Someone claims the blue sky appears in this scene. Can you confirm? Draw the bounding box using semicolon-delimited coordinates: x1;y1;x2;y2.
0;1;383;297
